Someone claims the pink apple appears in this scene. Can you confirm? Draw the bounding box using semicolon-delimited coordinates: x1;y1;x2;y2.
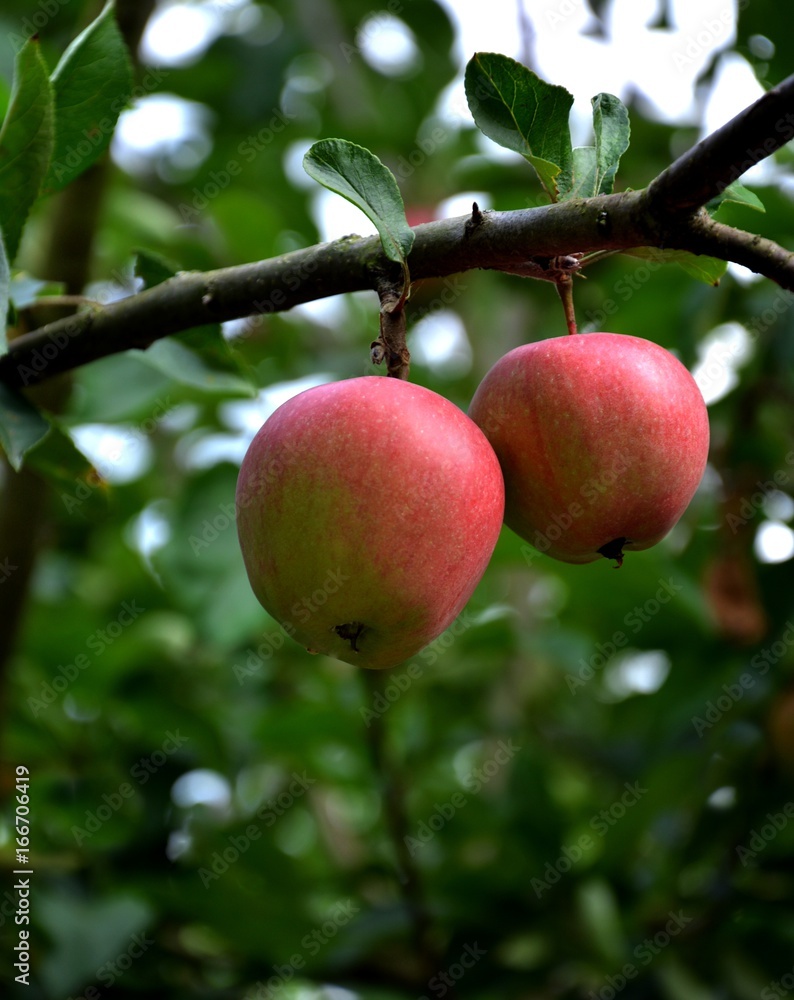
468;333;710;565
236;376;505;669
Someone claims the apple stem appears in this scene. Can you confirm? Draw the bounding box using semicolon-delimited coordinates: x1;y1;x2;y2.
555;274;579;335
373;281;411;379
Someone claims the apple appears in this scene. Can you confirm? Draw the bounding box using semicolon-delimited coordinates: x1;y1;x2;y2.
236;376;505;669
468;333;710;565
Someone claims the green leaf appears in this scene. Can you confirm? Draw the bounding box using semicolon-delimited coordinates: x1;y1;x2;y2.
134;248;180;290
303;139;415;267
591;92;630;196
25;421;109;517
133;338;255;397
562;94;629;201
43;1;133;195
569;146;597;199
0;382;50;470
464;52;573;201
625;247;727;286
0;39;55;263
708;180;766;213
673;253;727;285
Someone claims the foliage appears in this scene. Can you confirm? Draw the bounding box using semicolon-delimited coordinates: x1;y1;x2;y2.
1;2;794;999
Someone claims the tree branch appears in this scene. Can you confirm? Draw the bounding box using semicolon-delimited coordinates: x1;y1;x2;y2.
647;72;794;216
3;72;794;390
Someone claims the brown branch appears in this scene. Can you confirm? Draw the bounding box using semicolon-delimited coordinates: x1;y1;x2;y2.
646;71;794;216
4;73;794;389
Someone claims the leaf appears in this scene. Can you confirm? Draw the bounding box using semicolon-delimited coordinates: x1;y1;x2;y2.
464;52;573;201
8;274;65;311
43;1;133;195
0;382;50;470
708;181;766;214
134;248;180;290
562;94;629;201
133;338;255;397
625;247;727;286
592;92;630;196
25;422;108;517
303;139;415;267
673;253;728;285
0;39;55;263
569;146;597;199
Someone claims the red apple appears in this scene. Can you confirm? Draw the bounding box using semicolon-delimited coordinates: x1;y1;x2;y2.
236;376;504;669
468;333;709;565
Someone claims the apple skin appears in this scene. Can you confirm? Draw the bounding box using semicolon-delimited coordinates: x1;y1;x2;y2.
236;376;505;669
468;333;710;565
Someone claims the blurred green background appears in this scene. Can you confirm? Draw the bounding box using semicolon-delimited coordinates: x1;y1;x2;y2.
2;1;794;997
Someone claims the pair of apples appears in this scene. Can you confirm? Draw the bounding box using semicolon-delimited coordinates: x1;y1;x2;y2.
236;333;710;670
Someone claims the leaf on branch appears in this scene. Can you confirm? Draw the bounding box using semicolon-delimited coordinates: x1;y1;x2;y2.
567;94;630;200
303;138;415;270
591;93;630;196
569;146;597;199
708;181;766;214
43;0;133;195
464;52;573;202
625;246;727;285
133;338;255;397
0;38;55;264
0;382;50;470
134;248;180;290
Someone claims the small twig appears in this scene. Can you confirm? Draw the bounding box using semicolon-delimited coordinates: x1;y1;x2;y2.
372;281;411;379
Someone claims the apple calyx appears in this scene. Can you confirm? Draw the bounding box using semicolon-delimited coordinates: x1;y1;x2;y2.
597;537;629;567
